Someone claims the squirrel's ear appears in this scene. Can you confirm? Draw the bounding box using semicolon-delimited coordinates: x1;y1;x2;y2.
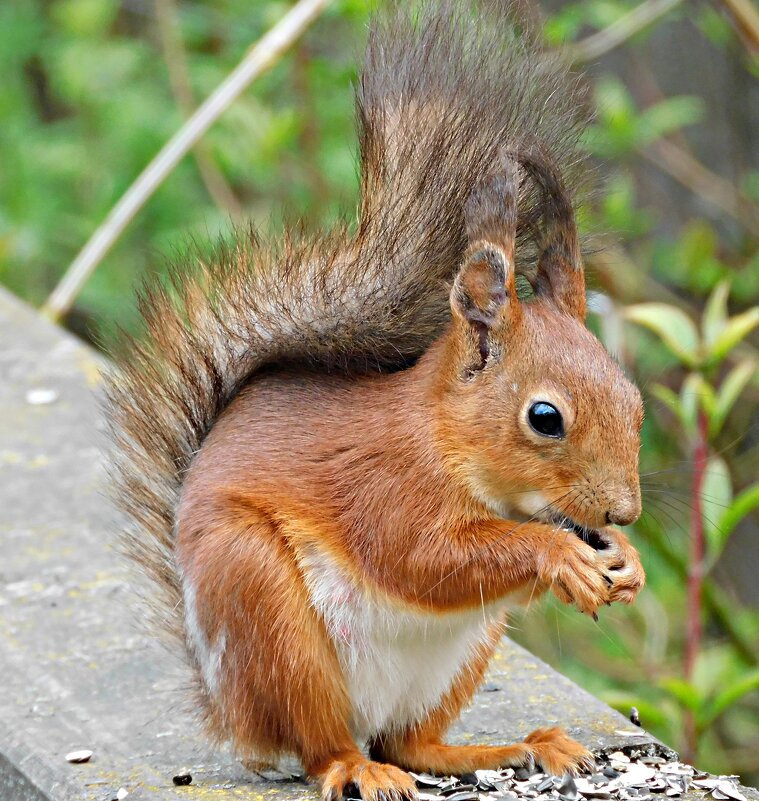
451;160;520;368
450;245;518;367
520;149;586;320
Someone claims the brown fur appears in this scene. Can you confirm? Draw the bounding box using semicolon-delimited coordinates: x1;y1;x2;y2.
105;3;645;799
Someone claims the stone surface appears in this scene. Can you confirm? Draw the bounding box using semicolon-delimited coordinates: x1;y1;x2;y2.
0;289;755;801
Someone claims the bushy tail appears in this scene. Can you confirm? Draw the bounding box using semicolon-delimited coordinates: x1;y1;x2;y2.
105;0;592;639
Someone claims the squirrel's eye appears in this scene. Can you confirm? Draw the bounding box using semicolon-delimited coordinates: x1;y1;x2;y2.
528;401;564;438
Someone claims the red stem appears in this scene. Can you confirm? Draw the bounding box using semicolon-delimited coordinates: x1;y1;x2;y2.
684;408;709;762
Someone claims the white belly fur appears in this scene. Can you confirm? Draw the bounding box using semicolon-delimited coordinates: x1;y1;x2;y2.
298;544;507;743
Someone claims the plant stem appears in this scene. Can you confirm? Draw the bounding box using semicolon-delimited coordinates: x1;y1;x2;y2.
41;0;331;323
568;0;686;63
155;0;244;220
684;407;709;762
718;0;759;57
640;524;759;665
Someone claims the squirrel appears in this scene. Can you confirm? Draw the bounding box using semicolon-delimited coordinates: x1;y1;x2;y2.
105;2;646;800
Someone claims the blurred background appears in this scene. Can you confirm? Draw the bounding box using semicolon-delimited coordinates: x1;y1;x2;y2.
1;0;758;783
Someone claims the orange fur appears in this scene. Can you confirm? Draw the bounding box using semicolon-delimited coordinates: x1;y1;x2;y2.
175;256;645;794
110;6;646;799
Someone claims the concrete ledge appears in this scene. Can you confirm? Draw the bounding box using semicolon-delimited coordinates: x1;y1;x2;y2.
0;289;755;801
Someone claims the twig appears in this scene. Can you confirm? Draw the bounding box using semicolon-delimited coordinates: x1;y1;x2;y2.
640;137;759;231
293;43;328;220
717;0;759;57
42;0;331;322
683;408;709;762
626;53;759;232
154;0;243;220
569;0;686;64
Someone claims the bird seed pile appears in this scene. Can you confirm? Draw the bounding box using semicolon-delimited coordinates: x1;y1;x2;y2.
408;750;750;801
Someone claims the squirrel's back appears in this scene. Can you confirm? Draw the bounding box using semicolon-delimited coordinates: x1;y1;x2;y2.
105;0;592;647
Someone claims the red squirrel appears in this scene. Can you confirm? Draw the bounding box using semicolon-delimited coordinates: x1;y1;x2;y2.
106;3;645;800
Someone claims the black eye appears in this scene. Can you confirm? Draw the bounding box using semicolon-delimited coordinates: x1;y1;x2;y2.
528;402;564;438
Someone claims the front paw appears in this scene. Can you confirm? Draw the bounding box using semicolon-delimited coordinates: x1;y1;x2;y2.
595;527;645;605
536;532;611;617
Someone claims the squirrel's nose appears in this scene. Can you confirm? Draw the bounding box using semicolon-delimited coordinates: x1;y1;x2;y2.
604;480;642;527
606;499;641;527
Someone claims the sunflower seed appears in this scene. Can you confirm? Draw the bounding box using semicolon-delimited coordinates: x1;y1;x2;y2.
65;749;93;763
556;775;579;801
574;778;612;798
620;765;656;786
442;784;477;796
26;388;59;405
693;779;723;790
444;792;480;801
411;773;444;788
715;783;747;801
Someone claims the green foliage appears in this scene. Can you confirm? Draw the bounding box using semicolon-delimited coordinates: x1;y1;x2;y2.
2;0;758;784
0;0;366;331
584;77;704;158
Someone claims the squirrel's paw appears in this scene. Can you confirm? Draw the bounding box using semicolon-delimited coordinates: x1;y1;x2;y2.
321;757;418;801
596;528;646;605
523;727;595;776
537;534;611;617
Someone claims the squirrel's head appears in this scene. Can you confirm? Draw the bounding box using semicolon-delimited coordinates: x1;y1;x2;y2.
435;152;643;533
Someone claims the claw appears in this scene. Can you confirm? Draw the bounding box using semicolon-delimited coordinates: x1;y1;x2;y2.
580;754;597;773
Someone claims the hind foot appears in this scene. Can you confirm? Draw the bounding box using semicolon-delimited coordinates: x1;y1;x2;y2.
376;727;593;777
523;727;595;775
321;755;418;801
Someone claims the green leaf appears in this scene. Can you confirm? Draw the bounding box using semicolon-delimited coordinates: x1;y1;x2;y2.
702;280;730;349
651;383;682;421
624;303;700;367
717;482;759;541
636;96;705;146
710;360;757;437
696;5;734;47
543;4;587;45
659;678;701;712
709;307;759;365
585;78;639;157
699;668;759;729
702;456;732;563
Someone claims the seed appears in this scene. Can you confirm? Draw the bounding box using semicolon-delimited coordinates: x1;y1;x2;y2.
66;750;93;764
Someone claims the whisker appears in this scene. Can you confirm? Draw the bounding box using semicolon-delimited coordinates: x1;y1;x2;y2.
641;486;733;510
